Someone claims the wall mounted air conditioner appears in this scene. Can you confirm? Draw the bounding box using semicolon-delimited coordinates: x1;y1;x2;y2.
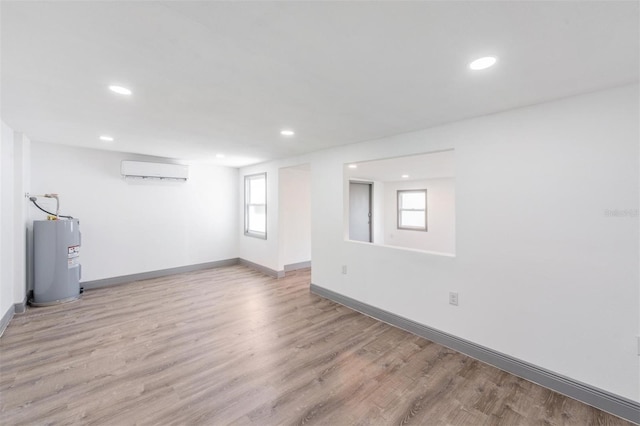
121;161;189;181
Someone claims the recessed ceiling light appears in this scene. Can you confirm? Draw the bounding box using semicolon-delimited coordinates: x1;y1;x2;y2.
109;85;132;95
99;135;114;142
469;56;497;71
401;174;410;179
280;129;295;136
348;164;358;169
216;153;225;158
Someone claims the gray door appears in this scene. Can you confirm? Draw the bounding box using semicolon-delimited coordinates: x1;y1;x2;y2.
349;182;372;242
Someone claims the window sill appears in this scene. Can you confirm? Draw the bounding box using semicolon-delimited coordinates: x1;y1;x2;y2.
244;232;267;240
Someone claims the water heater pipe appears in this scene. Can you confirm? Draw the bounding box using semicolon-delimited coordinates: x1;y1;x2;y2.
28;193;73;219
44;193;60;217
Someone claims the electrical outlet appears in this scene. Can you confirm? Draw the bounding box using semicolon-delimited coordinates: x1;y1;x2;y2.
341;265;348;275
449;292;459;306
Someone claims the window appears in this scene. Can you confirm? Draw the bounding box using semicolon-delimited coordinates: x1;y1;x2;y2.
397;189;427;231
245;173;267;239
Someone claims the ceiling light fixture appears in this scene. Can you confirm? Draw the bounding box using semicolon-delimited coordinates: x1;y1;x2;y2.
216;153;225;158
99;135;114;142
109;85;132;95
280;129;295;136
401;174;410;179
469;56;497;71
348;164;358;169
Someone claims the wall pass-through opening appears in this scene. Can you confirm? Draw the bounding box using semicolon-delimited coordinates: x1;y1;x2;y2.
344;150;456;255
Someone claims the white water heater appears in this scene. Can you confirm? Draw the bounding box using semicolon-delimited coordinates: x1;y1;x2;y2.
32;219;81;306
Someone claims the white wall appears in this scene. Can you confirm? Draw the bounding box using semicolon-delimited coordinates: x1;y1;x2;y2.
384;178;455;254
243;85;639;401
238;164;280;271
239;159;313;273
1;121;14;318
371;181;385;244
278;165;311;269
30;143;239;282
13;133;30;305
0;121;30;323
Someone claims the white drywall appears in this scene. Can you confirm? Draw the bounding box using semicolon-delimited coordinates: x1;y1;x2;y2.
0;121;14;319
383;178;455;254
13;133;30;305
371;181;385;244
238;164;279;272
278;165;311;269
30;143;239;282
0;121;30;326
243;85;639;401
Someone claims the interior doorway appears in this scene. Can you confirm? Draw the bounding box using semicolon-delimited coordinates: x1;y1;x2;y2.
278;164;311;272
349;181;372;242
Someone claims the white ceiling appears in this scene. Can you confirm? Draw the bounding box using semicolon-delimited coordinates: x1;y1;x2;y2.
345;150;454;183
1;1;638;167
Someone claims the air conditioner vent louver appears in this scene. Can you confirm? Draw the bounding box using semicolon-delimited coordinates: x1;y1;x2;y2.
121;161;189;181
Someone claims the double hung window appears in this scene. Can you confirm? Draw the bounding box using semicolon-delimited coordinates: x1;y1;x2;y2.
397;189;427;231
245;173;267;239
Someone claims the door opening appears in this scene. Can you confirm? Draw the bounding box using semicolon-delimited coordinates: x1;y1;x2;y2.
349;181;372;242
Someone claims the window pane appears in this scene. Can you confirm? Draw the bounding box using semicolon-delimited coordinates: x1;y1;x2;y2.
244;173;267;238
400;192;425;209
400;211;425;228
248;205;266;233
249;177;265;204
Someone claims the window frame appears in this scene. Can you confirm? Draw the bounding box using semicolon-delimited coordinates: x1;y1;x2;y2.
244;172;267;239
397;189;428;231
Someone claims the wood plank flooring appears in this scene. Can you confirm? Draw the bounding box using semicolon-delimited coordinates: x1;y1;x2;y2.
0;265;633;425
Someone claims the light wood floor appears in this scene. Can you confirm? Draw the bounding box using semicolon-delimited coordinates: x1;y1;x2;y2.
0;265;632;425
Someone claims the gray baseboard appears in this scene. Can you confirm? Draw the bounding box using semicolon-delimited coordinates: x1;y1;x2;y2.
0;305;15;338
82;258;240;290
284;261;311;272
81;257;292;291
239;258;284;278
1;296;29;338
14;295;28;314
310;283;640;425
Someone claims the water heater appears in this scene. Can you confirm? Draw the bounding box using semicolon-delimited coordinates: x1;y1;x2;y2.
32;219;81;306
